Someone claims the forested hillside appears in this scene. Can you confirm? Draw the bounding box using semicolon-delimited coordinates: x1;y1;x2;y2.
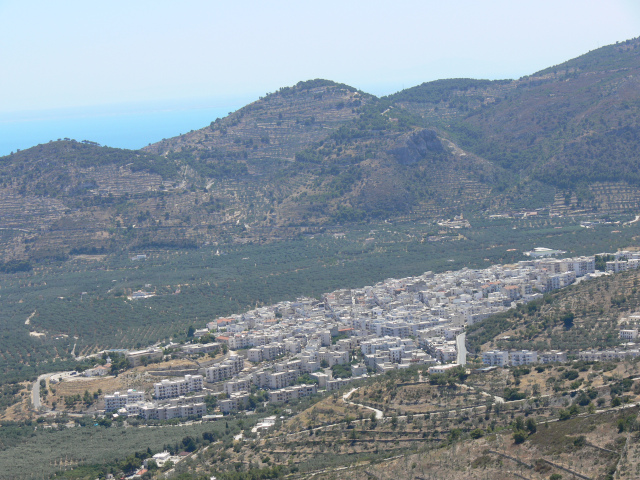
443;39;640;188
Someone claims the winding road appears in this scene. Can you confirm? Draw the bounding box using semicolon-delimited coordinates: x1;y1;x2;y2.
31;371;77;413
342;387;384;419
32;373;52;410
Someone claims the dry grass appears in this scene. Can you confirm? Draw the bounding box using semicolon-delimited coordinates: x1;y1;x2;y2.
0;381;33;422
330;409;634;480
289;392;369;431
355;380;486;417
43;358;201;411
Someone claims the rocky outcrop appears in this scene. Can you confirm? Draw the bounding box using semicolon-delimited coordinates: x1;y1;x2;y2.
388;129;444;165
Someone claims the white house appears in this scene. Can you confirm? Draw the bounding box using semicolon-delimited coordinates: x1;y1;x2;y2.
620;329;639;341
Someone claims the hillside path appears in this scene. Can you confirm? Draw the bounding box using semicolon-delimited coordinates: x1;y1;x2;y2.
343;387;384;419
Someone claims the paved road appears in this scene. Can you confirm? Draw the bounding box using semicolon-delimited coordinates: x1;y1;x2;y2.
31;371;76;412
31;373;48;409
343;387;384;419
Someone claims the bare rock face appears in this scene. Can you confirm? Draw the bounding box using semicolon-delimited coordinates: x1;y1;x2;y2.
388;129;444;165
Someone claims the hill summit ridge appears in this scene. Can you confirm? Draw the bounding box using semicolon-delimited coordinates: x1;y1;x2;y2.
2;38;640;258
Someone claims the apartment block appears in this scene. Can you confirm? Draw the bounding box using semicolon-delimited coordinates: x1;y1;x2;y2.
104;389;145;411
268;384;317;403
205;354;245;383
224;377;252;395
482;350;509;367
154;374;204;399
538;350;568;364
510;350;538;366
131;401;206;420
219;392;251;413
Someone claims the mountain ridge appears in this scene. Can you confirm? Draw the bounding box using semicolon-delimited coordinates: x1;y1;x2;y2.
2;38;640;259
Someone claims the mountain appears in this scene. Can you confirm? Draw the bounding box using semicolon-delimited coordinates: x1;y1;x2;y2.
144;79;370;165
2;38;640;260
386;38;640;210
445;39;640;188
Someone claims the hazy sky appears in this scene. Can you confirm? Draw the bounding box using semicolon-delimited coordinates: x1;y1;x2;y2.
2;0;640;114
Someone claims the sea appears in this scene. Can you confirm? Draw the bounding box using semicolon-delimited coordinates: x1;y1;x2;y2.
0;98;246;156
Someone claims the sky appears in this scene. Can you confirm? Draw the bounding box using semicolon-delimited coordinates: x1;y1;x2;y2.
1;0;639;152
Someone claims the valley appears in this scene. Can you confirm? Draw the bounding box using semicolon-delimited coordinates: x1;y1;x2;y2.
3;37;640;480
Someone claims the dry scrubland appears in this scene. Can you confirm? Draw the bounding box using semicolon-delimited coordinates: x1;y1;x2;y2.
469;268;640;354
181;361;640;479
38;357;208;414
332;408;636;480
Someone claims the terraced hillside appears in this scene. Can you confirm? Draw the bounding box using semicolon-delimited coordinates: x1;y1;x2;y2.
4;39;640;260
443;40;640;186
145;79;370;166
467;268;640;354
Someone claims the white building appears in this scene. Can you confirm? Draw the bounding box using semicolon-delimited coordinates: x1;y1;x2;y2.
154;374;204;399
268;384;317;403
206;354;245;383
427;364;459;374
104;389;145;411
219;392;250;413
228;334;250;350
181;342;219;355
247;343;284;363
482;350;509;367
510;350;538;366
224;377;252;395
607;260;628;273
84;366;109;377
569;256;595;277
620;329;639;341
125;347;163;367
134;401;206;420
351;364;367;377
538;350;567;364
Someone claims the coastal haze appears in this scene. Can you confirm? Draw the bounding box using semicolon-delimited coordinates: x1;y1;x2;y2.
0;101;242;157
2;1;639;154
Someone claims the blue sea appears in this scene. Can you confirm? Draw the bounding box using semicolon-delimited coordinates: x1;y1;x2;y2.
0;98;247;156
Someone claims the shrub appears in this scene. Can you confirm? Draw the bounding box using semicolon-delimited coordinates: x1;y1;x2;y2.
526;418;537;434
513;429;527;444
563;370;579;381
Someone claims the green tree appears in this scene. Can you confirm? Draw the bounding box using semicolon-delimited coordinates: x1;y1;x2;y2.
513;429;527;444
181;436;197;452
525;418;537;434
513;416;525;431
561;311;574;330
